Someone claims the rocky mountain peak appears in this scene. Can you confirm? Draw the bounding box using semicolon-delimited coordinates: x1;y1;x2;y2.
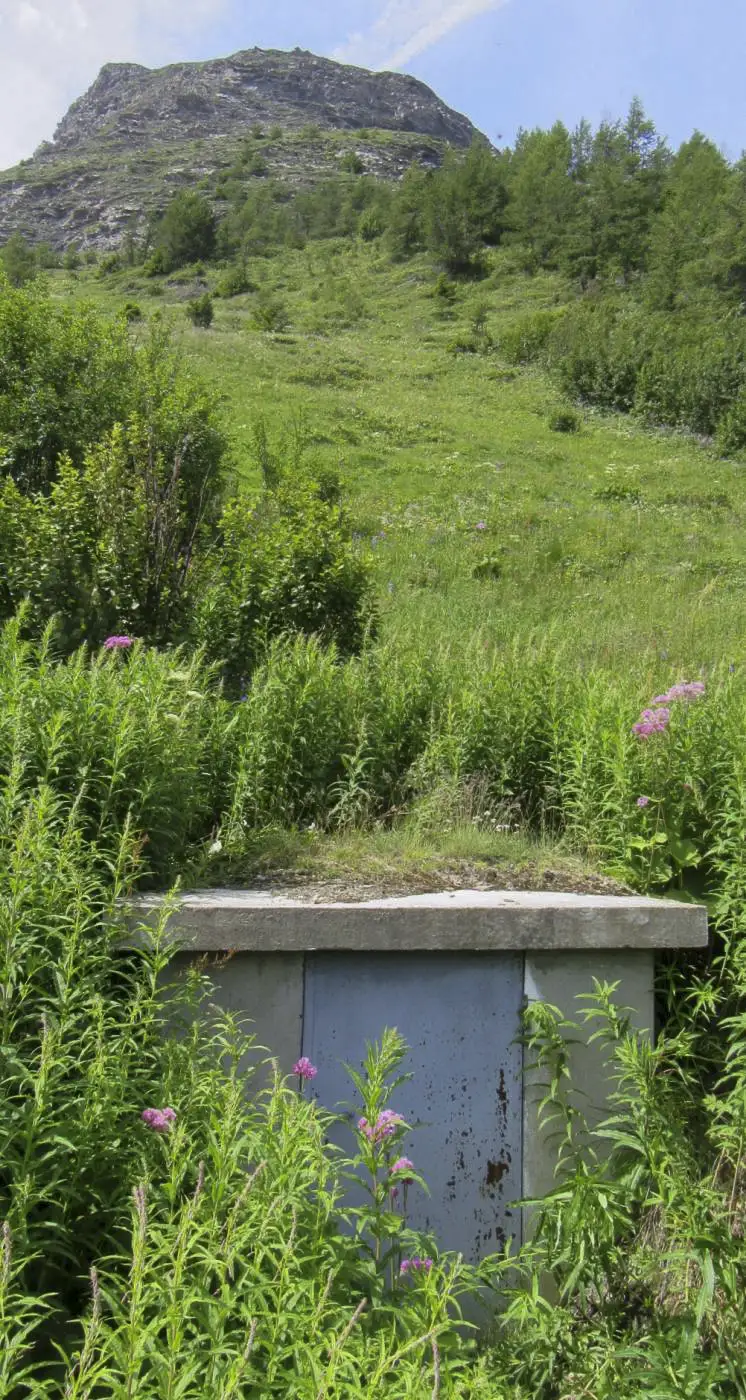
0;46;486;252
51;48;481;153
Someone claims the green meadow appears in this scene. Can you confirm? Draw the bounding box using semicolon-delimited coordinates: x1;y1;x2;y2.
59;241;746;674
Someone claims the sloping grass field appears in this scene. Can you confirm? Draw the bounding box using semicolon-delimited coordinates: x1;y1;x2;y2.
59;240;746;674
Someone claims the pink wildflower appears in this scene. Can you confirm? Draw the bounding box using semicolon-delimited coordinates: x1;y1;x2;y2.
632;707;670;739
141;1107;176;1134
358;1110;405;1144
293;1057;318;1082
636;796;650;808
104;635;133;651
392;1157;415;1182
653;682;705;705
376;1109;404;1138
400;1256;433;1276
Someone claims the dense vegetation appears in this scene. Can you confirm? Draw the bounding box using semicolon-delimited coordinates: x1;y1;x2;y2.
4;98;746;1395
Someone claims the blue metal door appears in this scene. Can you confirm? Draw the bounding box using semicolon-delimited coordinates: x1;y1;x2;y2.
302;952;523;1264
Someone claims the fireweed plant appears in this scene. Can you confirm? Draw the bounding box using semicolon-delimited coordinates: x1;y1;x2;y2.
627;680;707;893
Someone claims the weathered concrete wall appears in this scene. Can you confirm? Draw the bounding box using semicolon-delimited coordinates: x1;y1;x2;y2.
522;950;655;1231
134;889;707;1275
167;951;304;1081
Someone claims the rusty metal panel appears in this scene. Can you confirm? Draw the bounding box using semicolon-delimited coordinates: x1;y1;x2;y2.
302;952;523;1264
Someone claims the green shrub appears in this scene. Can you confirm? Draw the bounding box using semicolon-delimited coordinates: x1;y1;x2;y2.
358;207;385;242
0;412;224;650
251;290;290;332
717;386;746;455
97;251;121;276
447;333;480;355
0;324;227;648
121;300;143;322
548;301;643;411
340;150;365;175
0;286;226;498
432;272;458;302
214;263;254;297
247;150;269;177
499;307;565;364
153;190;216;272
144;247;167;276
0;280;135;491
472;554;503;580
193;482;375;686
186;291;214;328
549;407;582;433
0;232;36;286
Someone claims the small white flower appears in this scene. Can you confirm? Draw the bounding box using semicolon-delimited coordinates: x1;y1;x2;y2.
208;839;223;856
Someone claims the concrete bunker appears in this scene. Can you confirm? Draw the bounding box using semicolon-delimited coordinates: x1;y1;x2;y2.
132;889;708;1265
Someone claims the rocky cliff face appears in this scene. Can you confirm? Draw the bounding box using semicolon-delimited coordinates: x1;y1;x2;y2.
0;48;483;251
52;49;479;152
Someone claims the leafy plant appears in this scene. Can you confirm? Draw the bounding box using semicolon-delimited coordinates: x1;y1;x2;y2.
186;291;214;328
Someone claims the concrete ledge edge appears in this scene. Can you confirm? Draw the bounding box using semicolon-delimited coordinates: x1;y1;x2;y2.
125;889;708;953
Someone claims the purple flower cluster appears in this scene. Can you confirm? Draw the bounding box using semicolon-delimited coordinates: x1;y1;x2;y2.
391;1156;415;1183
653;681;705;704
293;1057;318;1082
400;1256;433;1275
632;679;705;740
141;1107;176;1134
358;1109;405;1144
632;707;670;739
637;796;651;808
104;635;133;651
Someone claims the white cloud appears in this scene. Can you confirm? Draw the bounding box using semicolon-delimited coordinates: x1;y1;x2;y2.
336;0;510;72
0;0;230;168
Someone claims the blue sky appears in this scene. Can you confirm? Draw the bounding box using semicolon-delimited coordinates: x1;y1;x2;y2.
1;0;744;169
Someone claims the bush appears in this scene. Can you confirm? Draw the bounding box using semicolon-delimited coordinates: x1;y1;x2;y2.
0;285;225;498
358;208;385;242
499;307;566;365
432;272;458;302
0;323;227;649
121;300;143;322
251;290;290;332
0;413;225;650
549;407;582;433
153;190;217;272
193;481;376;685
341;150;365;175
97;251;121;276
472;554;503;580
215;263;254;297
186;291;214;328
0;280;134;491
717;386;746;454
447;333;480;355
0;232;36;286
247;150;269;177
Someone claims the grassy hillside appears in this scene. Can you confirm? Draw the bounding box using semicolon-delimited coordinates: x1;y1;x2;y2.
56;241;746;674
